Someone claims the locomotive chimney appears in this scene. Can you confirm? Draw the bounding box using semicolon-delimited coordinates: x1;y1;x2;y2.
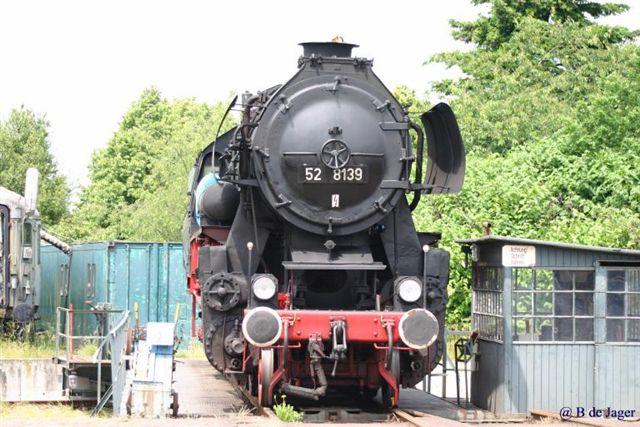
300;41;358;58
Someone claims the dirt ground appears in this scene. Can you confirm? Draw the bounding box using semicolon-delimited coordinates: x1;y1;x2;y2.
0;403;601;427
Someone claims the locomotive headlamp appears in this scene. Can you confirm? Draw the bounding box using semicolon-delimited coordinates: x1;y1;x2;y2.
252;274;277;301
397;277;422;303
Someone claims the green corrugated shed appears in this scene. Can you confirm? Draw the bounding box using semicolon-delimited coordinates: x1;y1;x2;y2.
39;242;192;344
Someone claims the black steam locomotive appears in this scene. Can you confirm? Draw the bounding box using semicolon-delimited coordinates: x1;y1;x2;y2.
182;41;465;407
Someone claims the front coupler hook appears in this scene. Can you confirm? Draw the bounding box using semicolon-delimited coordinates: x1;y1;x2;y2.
329;320;347;377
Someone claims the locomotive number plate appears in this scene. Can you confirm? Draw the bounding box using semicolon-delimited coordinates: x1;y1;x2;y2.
299;166;367;184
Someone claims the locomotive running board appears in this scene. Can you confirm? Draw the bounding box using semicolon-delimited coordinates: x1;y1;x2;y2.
420;103;465;194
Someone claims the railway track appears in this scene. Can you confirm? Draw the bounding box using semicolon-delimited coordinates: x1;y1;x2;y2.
229;374;465;425
177;360;469;424
258;403;465;426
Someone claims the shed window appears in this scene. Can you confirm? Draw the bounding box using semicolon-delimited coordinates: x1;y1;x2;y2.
472;267;503;341
514;268;532;290
513;269;595;342
605;269;640;342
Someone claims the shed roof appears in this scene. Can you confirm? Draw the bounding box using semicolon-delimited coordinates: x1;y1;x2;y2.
456;235;640;257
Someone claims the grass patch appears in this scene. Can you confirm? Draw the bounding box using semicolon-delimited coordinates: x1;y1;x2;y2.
76;341;99;357
273;395;303;423
0;402;91;419
175;340;206;360
0;333;56;359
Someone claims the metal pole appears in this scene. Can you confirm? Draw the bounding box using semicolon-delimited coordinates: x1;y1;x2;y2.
191;295;196;337
97;353;102;405
55;308;60;358
422;245;430;394
454;340;460;406
443;329;448;399
422;245;429;309
69;304;74;358
174;303;181;323
247;242;254;306
465;358;469;405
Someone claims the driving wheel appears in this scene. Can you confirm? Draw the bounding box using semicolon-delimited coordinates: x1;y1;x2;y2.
258;348;274;407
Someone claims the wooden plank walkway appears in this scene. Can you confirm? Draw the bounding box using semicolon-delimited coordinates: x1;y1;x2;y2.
173;359;252;417
399;387;498;423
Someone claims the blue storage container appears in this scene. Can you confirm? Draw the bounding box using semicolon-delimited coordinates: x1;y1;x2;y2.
40;242;191;345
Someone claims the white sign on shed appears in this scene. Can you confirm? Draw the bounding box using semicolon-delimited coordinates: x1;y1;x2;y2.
502;245;536;267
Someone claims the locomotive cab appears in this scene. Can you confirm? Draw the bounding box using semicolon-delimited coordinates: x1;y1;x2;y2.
183;41;465;408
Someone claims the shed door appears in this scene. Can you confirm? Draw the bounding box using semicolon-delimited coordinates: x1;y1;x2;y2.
594;264;640;410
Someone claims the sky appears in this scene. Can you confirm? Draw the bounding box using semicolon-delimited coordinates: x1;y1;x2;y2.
1;0;639;191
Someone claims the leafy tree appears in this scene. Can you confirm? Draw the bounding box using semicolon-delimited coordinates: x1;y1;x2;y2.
405;3;639;326
434;20;639;154
393;85;431;120
117;98;234;241
58;88;234;241
451;0;633;49
0;107;69;225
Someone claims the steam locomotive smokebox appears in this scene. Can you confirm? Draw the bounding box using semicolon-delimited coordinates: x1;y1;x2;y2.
252;42;408;236
199;181;239;222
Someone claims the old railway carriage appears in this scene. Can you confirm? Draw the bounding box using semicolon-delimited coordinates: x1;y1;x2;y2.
182;41;465;407
0;169;42;328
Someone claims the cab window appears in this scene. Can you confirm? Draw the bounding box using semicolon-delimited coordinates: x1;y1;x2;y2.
197;152;215;183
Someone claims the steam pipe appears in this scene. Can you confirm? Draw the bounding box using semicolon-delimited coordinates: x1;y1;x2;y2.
239;95;259;180
40;229;72;254
282;321;288;371
386;323;393;368
280;360;328;401
280;339;328;400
